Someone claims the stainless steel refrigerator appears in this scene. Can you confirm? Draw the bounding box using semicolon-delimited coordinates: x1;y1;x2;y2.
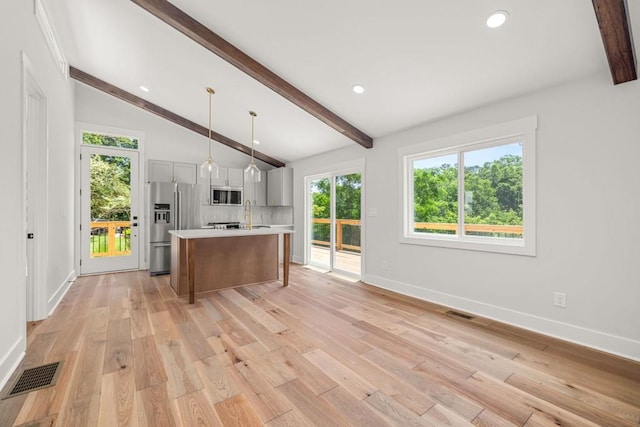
149;182;203;275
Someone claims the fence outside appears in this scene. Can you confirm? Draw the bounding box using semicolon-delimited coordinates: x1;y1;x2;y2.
311;218;523;252
90;221;131;257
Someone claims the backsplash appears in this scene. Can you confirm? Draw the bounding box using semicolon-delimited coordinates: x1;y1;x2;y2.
201;206;293;226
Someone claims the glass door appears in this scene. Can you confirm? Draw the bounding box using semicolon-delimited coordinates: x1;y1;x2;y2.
309;176;331;270
308;170;362;277
80;145;139;274
333;172;362;275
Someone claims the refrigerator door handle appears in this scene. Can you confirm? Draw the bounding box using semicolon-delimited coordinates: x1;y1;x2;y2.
177;191;183;230
152;242;171;247
173;191;180;231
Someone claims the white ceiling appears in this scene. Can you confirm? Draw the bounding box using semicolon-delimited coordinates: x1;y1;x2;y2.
48;0;635;164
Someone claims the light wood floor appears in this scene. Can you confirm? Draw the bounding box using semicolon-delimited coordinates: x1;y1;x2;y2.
1;266;639;426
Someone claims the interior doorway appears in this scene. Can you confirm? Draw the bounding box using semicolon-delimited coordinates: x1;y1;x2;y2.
22;53;48;322
79;132;140;274
306;169;362;277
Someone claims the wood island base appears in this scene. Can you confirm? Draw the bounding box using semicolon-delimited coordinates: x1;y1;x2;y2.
170;232;291;303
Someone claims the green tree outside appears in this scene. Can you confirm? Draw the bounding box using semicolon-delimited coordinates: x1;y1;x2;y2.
90;154;131;221
413;153;523;237
84;132;135;221
311;173;362;250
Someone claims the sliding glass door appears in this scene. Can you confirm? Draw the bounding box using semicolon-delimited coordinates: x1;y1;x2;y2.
307;170;362;277
309;176;331;270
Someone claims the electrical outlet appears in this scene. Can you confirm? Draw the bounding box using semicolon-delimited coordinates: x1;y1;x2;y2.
554;292;567;308
381;260;388;270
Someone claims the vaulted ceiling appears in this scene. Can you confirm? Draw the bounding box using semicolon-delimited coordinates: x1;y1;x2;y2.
49;0;638;164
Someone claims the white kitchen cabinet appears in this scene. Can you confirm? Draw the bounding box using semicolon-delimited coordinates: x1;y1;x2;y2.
209;169;226;186
244;176;267;206
267;167;293;206
148;160;173;182
210;167;244;187
227;168;244;187
173;162;198;184
148;159;197;184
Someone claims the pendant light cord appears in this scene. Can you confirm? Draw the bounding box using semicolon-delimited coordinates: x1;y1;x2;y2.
207;87;214;160
249;111;257;164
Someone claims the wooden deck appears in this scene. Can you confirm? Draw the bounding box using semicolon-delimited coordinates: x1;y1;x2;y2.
1;266;639;426
310;246;361;275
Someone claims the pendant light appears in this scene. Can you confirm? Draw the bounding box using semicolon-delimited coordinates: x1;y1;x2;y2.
244;111;261;183
200;87;219;180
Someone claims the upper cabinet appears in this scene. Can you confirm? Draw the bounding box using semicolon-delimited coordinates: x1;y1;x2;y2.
267;167;293;206
148;159;197;184
173;162;198;184
244;176;267;207
210;167;243;188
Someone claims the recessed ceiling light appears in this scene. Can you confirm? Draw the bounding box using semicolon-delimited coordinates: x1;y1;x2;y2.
486;11;508;28
352;84;365;94
253;139;260;145
139;85;150;92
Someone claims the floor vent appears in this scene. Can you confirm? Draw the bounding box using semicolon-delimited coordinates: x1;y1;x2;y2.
2;361;63;399
446;310;475;320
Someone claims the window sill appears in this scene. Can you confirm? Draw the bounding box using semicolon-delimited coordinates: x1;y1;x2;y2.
400;234;535;256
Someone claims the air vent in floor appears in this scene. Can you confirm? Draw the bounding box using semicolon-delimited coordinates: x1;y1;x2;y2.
2;361;63;399
446;310;475;320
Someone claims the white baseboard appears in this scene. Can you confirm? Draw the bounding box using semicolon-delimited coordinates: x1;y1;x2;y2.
48;269;76;315
362;273;640;362
292;255;304;264
0;336;25;392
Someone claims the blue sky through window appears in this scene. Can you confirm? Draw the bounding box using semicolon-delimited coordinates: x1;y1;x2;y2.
413;142;522;170
414;153;457;170
464;142;522;167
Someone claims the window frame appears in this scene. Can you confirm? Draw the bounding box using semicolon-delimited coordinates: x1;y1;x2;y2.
399;116;537;256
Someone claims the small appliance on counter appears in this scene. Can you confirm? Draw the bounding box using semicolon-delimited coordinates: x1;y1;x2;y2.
150;182;204;275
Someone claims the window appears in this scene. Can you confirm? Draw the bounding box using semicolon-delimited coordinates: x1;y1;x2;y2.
400;116;536;255
82;132;139;149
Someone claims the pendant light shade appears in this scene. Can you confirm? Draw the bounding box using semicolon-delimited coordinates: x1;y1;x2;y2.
200;87;219;180
244;111;261;183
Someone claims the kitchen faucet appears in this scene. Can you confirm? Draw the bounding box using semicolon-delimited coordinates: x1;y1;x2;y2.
244;199;252;230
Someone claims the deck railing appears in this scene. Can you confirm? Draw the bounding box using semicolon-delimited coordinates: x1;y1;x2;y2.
311;218;523;252
90;221;131;257
414;222;523;236
311;218;361;251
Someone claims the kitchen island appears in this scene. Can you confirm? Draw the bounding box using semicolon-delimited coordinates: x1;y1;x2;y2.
169;228;294;303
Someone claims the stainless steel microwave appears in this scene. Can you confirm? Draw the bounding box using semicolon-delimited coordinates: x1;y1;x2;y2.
211;187;243;205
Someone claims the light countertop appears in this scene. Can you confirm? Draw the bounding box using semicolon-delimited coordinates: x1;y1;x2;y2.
169;228;295;239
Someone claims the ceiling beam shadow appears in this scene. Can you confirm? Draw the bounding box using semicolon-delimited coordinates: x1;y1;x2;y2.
592;0;637;84
131;0;373;149
70;66;286;168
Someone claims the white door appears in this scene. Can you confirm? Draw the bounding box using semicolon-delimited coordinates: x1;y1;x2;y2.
23;55;48;321
80;145;140;274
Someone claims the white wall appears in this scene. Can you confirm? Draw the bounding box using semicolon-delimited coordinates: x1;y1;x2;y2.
0;0;75;388
289;72;640;361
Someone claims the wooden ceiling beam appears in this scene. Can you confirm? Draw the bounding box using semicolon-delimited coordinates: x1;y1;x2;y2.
592;0;637;84
70;66;286;168
130;0;373;149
